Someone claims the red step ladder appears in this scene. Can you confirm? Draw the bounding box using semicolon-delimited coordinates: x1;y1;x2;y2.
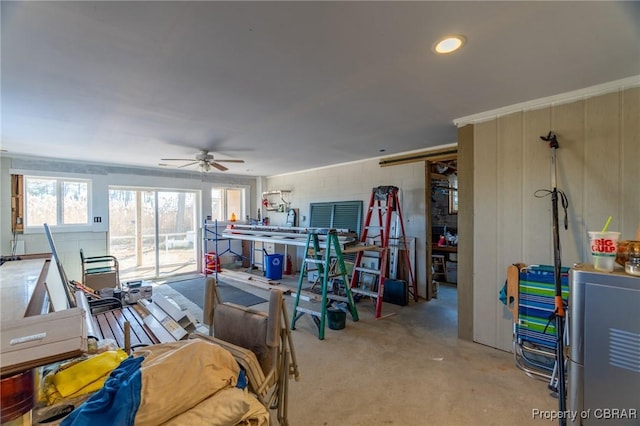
349;186;417;318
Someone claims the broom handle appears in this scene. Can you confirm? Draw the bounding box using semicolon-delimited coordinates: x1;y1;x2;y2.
548;135;567;426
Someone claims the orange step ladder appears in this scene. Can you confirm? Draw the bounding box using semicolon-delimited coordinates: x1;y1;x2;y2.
349;186;417;318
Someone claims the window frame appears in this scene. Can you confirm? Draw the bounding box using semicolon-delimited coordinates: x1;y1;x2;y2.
108;186;200;280
23;174;93;232
448;173;458;214
211;186;247;222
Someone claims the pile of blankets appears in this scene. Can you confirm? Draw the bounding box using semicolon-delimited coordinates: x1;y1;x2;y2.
60;339;269;426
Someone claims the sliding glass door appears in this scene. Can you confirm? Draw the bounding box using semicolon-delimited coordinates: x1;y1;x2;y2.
109;188;198;281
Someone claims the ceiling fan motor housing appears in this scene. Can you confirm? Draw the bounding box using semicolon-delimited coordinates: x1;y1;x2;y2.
196;151;214;162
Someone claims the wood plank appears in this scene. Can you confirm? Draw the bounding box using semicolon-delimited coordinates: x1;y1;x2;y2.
457;124;474;340
473;119;499;348
121;307;157;346
113;309;144;347
26;259;52;317
93;308;155;349
219;270;286;291
134;300;183;342
584;92;620;237
130;304;164;344
431;244;457;253
111;311;128;346
496;111;524;352
95;312;119;346
551;99;585;263
621;87;640;238
1;257;50;321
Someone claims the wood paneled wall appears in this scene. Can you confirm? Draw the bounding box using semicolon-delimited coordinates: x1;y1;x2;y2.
469;87;639;351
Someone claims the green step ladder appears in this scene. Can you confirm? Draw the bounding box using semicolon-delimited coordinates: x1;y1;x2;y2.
291;229;359;340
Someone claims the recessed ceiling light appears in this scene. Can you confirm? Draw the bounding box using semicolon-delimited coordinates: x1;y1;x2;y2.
434;35;466;54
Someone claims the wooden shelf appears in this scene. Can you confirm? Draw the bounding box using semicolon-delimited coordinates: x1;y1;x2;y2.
262;190;291;196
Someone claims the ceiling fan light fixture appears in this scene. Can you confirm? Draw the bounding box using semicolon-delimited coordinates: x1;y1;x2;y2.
160;149;243;172
433;35;466;54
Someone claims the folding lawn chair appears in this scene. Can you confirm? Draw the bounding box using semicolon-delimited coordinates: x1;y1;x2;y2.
506;263;570;391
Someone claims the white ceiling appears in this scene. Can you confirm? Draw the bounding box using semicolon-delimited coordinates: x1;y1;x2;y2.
2;1;639;177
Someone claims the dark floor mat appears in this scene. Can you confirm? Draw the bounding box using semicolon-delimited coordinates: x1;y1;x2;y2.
166;277;266;309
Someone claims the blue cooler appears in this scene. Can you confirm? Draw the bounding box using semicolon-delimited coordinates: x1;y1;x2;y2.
265;254;284;280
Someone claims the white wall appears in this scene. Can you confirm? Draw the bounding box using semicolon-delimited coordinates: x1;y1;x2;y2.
1;156;257;281
265;157;429;298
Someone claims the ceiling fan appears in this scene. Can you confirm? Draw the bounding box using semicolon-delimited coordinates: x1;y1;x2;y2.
160;150;245;172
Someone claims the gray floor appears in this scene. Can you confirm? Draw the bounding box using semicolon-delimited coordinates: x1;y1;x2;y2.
153;273;558;425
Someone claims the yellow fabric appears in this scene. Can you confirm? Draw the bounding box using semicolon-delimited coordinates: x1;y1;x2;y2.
63;372;109;398
51;349;128;398
45;373;110;405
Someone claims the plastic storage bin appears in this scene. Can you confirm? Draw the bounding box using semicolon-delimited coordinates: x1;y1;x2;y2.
445;261;458;283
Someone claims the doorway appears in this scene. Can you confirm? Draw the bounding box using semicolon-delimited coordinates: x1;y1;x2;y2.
426;156;458;302
108;187;199;281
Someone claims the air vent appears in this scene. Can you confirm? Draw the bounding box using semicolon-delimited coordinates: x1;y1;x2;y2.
609;328;640;373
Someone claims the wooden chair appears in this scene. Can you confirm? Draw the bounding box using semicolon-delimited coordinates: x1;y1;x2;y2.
193;277;300;426
431;254;446;281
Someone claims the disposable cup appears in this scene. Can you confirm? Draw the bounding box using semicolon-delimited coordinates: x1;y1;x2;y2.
588;231;621;272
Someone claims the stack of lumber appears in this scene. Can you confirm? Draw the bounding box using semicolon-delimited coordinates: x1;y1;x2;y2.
218;270;287;292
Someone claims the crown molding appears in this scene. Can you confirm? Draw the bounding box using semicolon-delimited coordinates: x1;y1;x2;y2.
453;75;640;127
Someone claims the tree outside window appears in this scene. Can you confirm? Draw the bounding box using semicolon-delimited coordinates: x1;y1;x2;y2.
25;177;90;227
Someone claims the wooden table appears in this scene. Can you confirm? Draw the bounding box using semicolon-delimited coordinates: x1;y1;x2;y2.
432;244;458;254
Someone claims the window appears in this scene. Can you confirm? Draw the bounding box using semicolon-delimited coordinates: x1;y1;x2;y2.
211;187;245;221
25;176;90;227
448;174;458;214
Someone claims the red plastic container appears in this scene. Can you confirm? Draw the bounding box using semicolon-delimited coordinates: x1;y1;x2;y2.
204;252;221;274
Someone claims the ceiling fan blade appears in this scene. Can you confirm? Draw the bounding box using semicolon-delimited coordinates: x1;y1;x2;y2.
210;162;228;171
214;159;245;163
178;162;198;168
161;158;196;161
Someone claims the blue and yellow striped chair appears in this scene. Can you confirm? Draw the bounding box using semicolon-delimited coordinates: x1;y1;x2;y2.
506;263;569;384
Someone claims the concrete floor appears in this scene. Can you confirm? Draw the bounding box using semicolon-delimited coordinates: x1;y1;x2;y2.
154;274;559;425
